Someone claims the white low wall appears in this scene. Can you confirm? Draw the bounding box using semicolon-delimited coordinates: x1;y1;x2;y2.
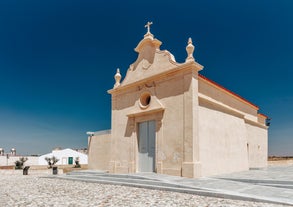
0;156;39;166
0;169;64;175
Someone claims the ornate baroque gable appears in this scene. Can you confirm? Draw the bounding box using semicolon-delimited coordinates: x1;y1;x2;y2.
110;22;203;91
121;22;180;86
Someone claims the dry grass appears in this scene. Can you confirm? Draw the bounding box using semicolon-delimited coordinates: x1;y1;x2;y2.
268;156;293;161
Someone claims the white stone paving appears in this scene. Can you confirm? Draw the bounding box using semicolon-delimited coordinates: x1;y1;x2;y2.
0;174;287;207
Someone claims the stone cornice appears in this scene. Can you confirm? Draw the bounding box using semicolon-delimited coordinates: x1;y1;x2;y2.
244;118;268;129
198;74;259;110
108;61;203;94
199;93;267;129
127;107;164;118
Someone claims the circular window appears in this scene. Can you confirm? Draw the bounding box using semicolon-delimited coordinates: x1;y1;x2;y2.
139;92;151;109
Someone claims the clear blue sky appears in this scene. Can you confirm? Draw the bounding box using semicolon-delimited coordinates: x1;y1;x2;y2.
0;0;292;156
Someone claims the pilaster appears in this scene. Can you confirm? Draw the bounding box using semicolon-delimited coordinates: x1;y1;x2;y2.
182;69;201;178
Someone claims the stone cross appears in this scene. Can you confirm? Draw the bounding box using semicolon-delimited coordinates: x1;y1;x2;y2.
145;21;153;34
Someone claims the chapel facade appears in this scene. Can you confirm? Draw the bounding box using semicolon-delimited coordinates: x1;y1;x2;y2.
87;23;269;178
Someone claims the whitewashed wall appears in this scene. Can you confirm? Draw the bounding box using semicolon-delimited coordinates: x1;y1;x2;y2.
246;123;268;168
198;102;249;177
38;148;88;166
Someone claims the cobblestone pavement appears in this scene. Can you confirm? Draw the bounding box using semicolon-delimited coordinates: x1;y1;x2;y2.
0;175;288;207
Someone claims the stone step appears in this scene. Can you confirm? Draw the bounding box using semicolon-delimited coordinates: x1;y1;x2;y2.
219;177;293;189
64;174;204;191
66;170;107;176
49;174;290;206
259;183;293;189
67;172;162;181
54;175;220;196
45;172;293;206
219;178;293;185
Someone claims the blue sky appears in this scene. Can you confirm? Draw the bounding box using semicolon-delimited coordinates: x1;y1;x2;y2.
0;0;292;155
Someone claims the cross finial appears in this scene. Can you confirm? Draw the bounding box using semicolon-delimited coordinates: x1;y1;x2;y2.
145;21;153;34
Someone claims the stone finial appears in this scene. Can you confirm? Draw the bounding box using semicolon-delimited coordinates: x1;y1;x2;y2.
144;21;154;39
185;37;195;62
114;68;121;88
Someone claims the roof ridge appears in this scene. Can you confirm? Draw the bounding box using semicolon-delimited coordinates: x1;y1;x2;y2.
198;73;259;110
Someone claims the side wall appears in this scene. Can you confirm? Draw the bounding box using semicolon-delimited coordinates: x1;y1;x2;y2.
198;75;268;175
88;133;111;170
199;98;249;176
246;123;268;168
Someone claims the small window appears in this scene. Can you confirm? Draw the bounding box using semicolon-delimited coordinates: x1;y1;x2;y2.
139;92;151;109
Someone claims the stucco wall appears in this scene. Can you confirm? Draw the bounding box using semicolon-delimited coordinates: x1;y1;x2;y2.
110;71;194;175
152;74;185;176
246;123;268;168
110;88;139;173
88;133;111;170
199;98;249;176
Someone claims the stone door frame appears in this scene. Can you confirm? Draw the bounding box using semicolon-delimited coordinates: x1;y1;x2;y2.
128;110;163;173
138;120;156;172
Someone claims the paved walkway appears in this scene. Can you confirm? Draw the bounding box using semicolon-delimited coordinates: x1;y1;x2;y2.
0;174;285;207
141;165;293;205
54;165;293;206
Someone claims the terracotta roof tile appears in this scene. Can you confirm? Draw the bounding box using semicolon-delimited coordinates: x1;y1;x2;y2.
198;74;259;110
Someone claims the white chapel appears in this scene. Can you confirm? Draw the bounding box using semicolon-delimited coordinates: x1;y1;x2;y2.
87;23;269;178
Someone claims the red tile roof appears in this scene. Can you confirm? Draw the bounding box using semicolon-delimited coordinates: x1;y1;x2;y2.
258;113;269;119
198;74;259;110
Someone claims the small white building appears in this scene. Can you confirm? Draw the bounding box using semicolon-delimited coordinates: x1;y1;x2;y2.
39;148;88;166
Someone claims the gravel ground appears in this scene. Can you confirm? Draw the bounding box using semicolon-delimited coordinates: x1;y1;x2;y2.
0;175;287;207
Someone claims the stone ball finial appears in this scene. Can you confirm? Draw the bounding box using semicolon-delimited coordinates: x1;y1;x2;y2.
114;68;121;88
185;37;195;62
